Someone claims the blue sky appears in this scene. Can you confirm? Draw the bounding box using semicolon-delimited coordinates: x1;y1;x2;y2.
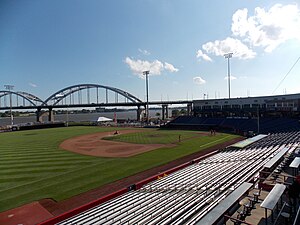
0;0;300;102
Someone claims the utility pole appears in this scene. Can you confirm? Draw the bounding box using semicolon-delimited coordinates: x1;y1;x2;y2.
143;70;150;124
4;85;14;126
224;53;233;99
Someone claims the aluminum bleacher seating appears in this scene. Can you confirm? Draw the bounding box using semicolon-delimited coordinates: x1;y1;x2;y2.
56;131;300;225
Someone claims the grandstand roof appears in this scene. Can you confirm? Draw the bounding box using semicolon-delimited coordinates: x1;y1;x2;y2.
193;92;300;105
230;134;268;148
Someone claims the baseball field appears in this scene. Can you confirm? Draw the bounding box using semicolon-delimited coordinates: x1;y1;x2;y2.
0;126;238;212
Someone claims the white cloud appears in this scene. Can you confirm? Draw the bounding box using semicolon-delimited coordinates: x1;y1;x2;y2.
231;4;300;52
193;76;206;85
224;75;237;80
29;82;37;87
196;4;300;61
231;8;250;38
164;62;179;72
138;48;151;55
202;37;256;59
196;50;212;62
125;57;178;78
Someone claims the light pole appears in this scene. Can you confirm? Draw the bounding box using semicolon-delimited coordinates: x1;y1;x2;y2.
4;85;14;126
257;106;260;134
143;70;150;124
66;107;69;127
224;53;233;99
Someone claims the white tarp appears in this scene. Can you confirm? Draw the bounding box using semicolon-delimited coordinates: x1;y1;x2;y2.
97;117;113;122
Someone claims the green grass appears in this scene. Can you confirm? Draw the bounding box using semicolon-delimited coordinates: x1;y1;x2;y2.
0;127;238;212
104;130;198;144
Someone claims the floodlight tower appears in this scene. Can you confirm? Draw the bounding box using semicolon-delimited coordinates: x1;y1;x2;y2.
4;85;14;126
143;70;150;124
224;53;233;99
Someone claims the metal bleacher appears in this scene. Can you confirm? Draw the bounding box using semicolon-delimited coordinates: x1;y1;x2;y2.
196;182;253;225
56;131;300;225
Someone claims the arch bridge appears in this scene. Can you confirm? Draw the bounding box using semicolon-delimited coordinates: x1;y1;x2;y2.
0;91;44;108
0;84;146;123
43;84;143;106
39;84;145;122
0;84;193;124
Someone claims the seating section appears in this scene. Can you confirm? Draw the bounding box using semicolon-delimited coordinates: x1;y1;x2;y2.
56;131;300;225
167;116;300;134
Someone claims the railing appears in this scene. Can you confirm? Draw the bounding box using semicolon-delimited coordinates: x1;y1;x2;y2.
293;205;300;225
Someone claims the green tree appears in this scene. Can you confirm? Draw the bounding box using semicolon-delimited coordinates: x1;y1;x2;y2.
172;109;180;117
180;109;187;115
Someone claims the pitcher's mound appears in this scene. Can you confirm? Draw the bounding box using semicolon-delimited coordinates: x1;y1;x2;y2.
60;129;175;157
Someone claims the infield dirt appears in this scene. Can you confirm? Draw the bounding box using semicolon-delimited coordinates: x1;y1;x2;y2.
60;129;176;157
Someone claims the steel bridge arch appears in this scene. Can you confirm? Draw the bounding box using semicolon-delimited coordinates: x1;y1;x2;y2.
43;84;143;106
0;91;44;107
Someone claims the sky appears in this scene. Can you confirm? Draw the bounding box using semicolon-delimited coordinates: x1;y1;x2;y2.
0;0;300;102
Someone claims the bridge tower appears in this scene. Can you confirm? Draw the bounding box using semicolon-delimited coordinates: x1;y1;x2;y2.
48;107;54;122
136;105;145;122
36;107;42;122
36;107;54;122
162;104;169;120
187;103;193;116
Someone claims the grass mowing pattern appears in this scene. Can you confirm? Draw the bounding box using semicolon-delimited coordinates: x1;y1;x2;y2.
103;130;198;144
0;127;238;212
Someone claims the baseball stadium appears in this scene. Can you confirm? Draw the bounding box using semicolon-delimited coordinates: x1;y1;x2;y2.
0;86;300;225
1;2;300;224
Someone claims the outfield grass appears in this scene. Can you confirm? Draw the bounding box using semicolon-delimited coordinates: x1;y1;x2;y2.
0;127;238;212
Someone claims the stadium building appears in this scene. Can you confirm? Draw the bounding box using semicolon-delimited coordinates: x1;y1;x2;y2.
167;93;300;135
193;93;300;118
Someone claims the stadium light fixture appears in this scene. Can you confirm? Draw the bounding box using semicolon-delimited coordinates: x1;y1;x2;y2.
224;53;233;99
143;70;150;124
4;84;14;126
